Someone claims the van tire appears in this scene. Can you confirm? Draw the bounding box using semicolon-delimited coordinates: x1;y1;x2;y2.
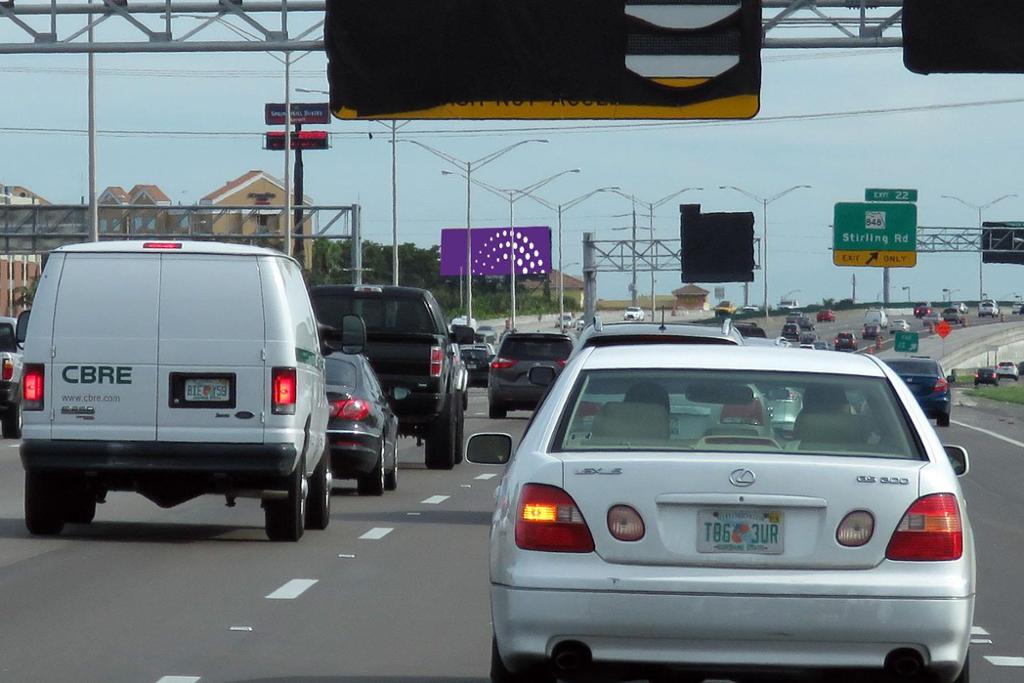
357;441;385;496
265;456;306;542
2;406;21;439
305;449;331;531
25;471;65;536
489;404;507;420
425;397;457;470
64;484;96;524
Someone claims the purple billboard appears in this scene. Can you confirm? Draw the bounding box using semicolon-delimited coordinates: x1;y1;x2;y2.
440;226;551;277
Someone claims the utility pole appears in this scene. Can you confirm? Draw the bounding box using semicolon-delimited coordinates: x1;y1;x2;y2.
852;273;857;303
630;198;638;308
391;121;399;285
87;0;97;242
882;267;890;306
293;123;304;264
283;51;293;258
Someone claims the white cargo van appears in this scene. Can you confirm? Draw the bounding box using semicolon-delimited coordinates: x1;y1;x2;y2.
864;308;889;329
17;241;362;541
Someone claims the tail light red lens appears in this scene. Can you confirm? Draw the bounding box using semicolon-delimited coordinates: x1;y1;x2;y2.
490;357;517;370
932;377;949;395
2;358;12;381
271;367;297;415
142;241;182;249
330;398;371;421
557;359;568;367
836;510;875;547
886;493;963;561
516;484;594;553
429;346;443;378
23;363;44;410
607;505;645;542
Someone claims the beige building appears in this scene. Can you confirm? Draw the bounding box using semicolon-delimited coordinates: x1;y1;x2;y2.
98;184;176;235
1;185;49;206
520;270;586;309
673;284;710;311
199;170;313;238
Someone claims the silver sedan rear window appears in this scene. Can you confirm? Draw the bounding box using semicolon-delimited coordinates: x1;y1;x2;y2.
555;369;922;460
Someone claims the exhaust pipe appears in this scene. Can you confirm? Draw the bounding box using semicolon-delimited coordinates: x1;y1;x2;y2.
551;641;592;673
885;649;924;678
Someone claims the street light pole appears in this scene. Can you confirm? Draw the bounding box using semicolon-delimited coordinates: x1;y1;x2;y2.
402;139;549;322
719;185;811;321
941;193;1018;301
87;0;97;242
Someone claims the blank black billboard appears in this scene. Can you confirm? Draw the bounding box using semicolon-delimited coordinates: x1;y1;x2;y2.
680;204;755;283
904;0;1024;74
982;222;1024;265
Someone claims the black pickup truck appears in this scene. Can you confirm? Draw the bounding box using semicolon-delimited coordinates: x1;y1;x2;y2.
310;285;467;470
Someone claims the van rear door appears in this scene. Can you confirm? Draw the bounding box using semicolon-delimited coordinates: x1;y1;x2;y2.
156;255;265;443
51;254;160;441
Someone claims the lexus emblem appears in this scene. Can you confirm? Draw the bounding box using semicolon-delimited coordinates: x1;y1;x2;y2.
729;468;756;487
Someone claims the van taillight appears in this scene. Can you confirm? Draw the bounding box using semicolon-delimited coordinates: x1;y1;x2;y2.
516;484;594;553
272;367;297;415
1;358;12;381
430;346;443;378
23;363;44;411
886;493;963;561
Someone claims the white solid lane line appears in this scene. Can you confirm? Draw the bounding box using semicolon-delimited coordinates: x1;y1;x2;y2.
265;579;317;600
475;473;498;480
951;420;1024;449
971;639;993;645
421;495;450;505
972;626;990;636
156;677;201;683
359;527;393;540
985;656;1024;666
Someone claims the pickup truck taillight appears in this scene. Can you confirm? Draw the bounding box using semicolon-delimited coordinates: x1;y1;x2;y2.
23;363;44;411
429;346;443;378
271;367;297;415
1;358;12;381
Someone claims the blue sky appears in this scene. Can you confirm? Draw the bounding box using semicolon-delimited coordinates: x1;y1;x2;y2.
3;15;1024;306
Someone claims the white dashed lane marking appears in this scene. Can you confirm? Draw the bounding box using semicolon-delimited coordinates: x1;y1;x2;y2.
971;639;992;645
421;495;450;505
475;473;498;480
156;677;201;683
985;656;1024;667
358;527;393;540
972;626;990;636
951;420;1024;449
265;579;317;600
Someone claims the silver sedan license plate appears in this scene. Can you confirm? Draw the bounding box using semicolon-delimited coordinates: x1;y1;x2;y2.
184;378;230;402
697;509;784;554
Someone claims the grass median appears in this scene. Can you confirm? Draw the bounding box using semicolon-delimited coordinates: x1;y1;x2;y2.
965;384;1024;405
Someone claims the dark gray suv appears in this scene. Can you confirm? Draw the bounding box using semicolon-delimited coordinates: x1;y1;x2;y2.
488;333;573;419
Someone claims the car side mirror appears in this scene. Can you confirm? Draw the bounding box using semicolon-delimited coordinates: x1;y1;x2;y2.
946;375;956;384
450;324;475;345
321;314;366;355
943;445;969;476
466;433;513;465
528;366;557;387
15;309;30;346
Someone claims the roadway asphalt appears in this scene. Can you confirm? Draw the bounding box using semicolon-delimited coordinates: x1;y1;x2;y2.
0;388;1021;682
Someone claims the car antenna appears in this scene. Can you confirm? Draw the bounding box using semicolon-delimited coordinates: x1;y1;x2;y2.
659;306;667;331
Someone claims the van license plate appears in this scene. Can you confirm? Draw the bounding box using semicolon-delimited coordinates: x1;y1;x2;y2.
184;378;231;402
697;509;784;554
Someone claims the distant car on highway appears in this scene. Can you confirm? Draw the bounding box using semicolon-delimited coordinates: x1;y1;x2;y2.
799;332;817;345
942;308;966;325
460;346;491;387
996;361;1019;381
734;321;767;338
862;323;882;340
556;312;575;330
974;368;999;386
978;300;1000;318
816;309;835;323
476;324;498;344
0;317;22;438
864;308;888;329
913;302;933;318
922;310;942;326
488;332;573;418
450;315;478;330
797;315;815;331
740;304;761;313
891;319;911;332
884;357;952;427
714;300;737;317
954;302;968;315
781;323;800;342
833;331;857;352
574;317;587;332
469;346;974;683
623;306;645;322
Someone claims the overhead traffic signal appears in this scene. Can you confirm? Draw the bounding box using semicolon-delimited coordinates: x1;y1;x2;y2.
904;0;1024;74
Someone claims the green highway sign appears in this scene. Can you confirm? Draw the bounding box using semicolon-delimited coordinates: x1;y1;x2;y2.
833;202;918;268
894;331;920;353
865;188;918;202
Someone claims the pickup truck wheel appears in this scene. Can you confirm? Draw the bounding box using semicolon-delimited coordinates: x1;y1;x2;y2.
489;403;507;420
265;456;306;542
425;397;457;470
2;405;21;439
25;471;65;536
357;441;386;496
305;449;332;530
454;408;465;465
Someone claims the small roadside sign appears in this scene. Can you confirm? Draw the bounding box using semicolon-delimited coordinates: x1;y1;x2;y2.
833;202;917;268
935;320;952;339
865;188;918;202
265;103;332;126
894;331;919;353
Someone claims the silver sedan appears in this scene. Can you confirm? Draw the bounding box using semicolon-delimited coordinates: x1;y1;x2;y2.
469;345;974;683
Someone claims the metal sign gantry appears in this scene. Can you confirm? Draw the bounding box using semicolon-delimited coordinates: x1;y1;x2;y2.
581;232;762;324
0;1;905;54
